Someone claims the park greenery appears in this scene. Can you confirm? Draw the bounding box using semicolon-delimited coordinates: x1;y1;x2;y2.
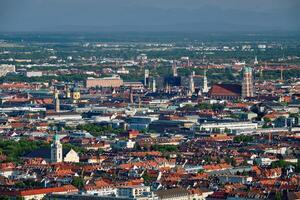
151;144;178;153
71;177;85;189
195;103;225;112
63;143;86;154
75;123;123;137
0;139;49;163
271;159;300;173
233;135;254;143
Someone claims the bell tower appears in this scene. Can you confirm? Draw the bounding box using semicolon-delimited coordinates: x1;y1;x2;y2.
51;134;63;163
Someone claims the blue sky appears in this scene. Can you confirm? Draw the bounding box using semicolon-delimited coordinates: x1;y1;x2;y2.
0;0;299;32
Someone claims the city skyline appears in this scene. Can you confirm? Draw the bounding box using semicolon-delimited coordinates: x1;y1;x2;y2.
0;0;299;32
0;1;300;199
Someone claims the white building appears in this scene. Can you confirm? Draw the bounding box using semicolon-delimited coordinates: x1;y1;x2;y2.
255;157;277;166
118;185;151;198
0;64;15;77
63;149;80;163
200;121;258;132
26;71;43;77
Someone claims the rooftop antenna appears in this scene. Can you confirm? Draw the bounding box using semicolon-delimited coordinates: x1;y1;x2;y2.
280;66;284;81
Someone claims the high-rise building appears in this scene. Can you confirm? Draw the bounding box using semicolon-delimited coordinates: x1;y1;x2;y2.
130;88;134;104
242;67;254;98
144;69;149;87
152;78;156;93
202;70;209;93
172;61;178;77
51;134;63;163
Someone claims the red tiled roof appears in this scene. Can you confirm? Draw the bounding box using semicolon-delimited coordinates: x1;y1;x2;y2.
0;184;78;197
210;84;241;97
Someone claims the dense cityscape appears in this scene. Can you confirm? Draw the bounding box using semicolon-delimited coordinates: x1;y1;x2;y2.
0;32;299;200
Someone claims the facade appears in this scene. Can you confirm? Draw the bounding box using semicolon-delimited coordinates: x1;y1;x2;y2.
51;134;63;163
0;64;15;77
63;149;80;163
71;88;81;100
189;72;195;95
242;67;254;98
46;112;83;121
199;121;258;132
55;96;60;113
86;76;124;88
218;175;253;184
118;186;151;198
26;71;43;77
172;61;178;77
202;70;209;93
155;188;190;200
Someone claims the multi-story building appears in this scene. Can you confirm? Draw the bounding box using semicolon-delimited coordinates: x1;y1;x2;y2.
118;185;151;198
86;75;124;88
0;64;15;77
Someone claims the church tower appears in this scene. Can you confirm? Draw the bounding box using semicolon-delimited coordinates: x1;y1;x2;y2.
189;71;195;96
66;86;71;99
51;134;63;163
152;78;157;93
202;70;209;93
71;87;81;101
54;88;60;113
242;67;254;98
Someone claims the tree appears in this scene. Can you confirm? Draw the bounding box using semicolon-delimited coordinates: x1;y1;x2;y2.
76;123;123;137
151;144;178;153
212;104;225;112
71;177;84;189
0;139;49;163
275;191;282;200
142;171;151;185
263;117;272;123
233;135;254;143
196;103;212;110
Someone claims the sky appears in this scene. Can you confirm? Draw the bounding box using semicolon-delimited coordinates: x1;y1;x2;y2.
0;0;299;32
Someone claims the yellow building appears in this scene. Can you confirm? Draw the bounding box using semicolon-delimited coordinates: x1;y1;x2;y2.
71;87;80;100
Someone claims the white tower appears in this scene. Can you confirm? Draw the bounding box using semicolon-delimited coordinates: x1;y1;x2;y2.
189;72;195;95
152;78;157;93
144;69;149;87
51;134;63;163
202;70;209;93
54;89;60;113
172;61;178;77
254;56;258;65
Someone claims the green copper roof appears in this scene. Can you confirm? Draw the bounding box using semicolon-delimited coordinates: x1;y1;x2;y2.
244;67;252;73
54;134;59;141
